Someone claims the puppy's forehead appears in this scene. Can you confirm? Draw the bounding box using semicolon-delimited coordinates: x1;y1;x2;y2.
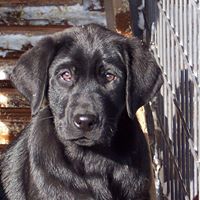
50;25;127;72
67;25;127;54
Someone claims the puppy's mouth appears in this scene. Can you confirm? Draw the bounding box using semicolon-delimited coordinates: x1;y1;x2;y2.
71;137;96;146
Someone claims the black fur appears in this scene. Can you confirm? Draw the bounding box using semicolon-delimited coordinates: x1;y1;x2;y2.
0;24;163;200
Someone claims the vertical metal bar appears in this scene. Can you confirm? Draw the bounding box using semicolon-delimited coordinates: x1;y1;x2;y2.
163;14;167;76
179;0;183;45
198;15;200;197
180;62;186;189
173;112;178;199
171;0;174;28
192;4;197;75
163;1;171;195
185;69;190;196
192;87;197;198
181;73;185;199
193;3;199;198
198;95;200;200
194;88;198;196
166;0;170;19
175;40;182;199
167;26;172;140
198;10;200;84
171;7;175;95
159;11;163;68
164;72;170;196
189;80;194;199
188;2;193;66
175;0;179;36
156;1;160;62
170;2;177;197
198;8;200;186
196;93;200;198
183;0;188;55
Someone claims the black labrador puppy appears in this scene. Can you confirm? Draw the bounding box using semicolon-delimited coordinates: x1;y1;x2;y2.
0;24;163;200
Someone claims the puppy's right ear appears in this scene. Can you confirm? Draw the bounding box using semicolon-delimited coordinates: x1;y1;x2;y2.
10;37;56;116
125;38;163;119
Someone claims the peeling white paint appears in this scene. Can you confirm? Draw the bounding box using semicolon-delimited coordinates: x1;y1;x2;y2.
0;3;106;57
84;0;102;10
0;34;45;57
0;51;9;58
0;4;106;26
0;34;44;58
0;65;13;79
0;34;44;51
0;70;8;80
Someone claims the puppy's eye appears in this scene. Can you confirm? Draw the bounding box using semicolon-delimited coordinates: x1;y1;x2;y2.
105;72;116;82
60;70;72;82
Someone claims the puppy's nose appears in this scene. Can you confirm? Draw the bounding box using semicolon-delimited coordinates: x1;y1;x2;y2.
74;114;98;132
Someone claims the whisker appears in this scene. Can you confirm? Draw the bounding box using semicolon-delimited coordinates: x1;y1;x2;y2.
37;116;54;122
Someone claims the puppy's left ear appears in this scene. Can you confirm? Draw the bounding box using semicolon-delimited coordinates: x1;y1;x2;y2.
10;37;56;116
126;38;163;119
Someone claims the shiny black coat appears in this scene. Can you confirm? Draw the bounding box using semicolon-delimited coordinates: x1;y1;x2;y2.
0;24;163;200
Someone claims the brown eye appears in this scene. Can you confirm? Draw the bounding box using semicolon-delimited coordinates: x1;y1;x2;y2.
60;70;72;82
105;72;116;82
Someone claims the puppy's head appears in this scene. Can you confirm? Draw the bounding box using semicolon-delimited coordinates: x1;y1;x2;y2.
11;24;163;146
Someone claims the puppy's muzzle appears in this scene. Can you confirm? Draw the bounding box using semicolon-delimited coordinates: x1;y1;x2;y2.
74;114;98;132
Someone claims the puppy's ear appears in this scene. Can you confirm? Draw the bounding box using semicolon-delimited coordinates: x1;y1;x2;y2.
10;37;56;116
126;38;163;119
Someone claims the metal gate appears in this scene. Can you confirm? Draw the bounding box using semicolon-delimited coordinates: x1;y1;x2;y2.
130;0;200;200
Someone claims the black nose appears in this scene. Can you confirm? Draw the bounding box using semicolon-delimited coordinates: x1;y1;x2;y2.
74;114;98;132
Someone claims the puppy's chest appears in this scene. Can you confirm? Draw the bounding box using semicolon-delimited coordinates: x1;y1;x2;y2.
75;158;140;199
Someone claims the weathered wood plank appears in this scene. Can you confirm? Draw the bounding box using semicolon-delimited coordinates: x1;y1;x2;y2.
0;92;29;108
0;0;104;11
0;25;68;58
0;51;22;59
0;134;15;145
0;4;106;26
0;108;31;120
0;4;106;58
0;80;13;88
104;0;131;36
0;81;29;108
0;107;31;114
0;0;82;6
104;0;120;30
0;32;46;58
1;121;29;133
0;60;15;77
0;120;29;144
0;25;68;34
0;88;17;94
0;144;7;150
0;60;16;80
